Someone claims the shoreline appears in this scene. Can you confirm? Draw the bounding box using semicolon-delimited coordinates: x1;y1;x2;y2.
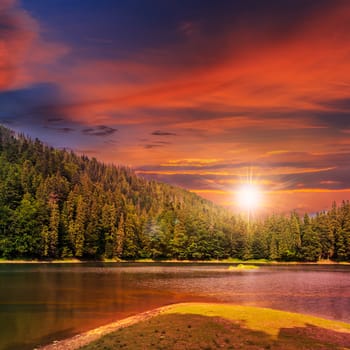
1;259;349;265
36;305;175;350
36;302;350;350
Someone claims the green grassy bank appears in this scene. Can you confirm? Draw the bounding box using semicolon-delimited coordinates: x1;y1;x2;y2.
79;303;350;350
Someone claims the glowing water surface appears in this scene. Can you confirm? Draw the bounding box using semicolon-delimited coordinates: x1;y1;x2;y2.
0;263;349;350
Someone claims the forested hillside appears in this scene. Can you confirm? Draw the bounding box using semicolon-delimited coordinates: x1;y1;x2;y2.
0;125;349;262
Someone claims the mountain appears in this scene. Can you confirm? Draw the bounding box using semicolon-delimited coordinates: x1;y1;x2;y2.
0;125;237;260
0;125;349;262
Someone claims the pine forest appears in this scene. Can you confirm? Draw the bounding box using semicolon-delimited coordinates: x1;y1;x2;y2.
0;125;349;262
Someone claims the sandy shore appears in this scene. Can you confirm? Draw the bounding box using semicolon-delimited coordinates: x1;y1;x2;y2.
36;305;175;350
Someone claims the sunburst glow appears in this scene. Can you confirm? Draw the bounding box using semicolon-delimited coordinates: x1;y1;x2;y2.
237;184;262;211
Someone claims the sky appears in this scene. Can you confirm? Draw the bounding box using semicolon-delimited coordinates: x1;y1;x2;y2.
1;0;350;214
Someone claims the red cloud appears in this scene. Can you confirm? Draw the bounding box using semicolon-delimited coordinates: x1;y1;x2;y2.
40;1;350;130
0;0;68;91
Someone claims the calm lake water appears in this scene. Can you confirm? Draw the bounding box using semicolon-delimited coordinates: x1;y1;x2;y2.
0;263;349;350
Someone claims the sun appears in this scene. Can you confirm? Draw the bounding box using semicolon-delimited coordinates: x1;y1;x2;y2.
236;184;262;211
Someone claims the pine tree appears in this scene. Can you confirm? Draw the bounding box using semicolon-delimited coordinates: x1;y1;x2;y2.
122;207;139;259
170;218;188;260
300;214;321;262
115;214;125;259
12;193;42;258
48;193;60;258
314;213;334;260
101;203;118;259
70;195;86;257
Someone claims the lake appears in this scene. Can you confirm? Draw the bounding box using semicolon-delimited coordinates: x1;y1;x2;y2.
0;263;349;350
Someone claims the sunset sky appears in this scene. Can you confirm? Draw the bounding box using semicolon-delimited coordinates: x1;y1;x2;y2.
2;0;350;214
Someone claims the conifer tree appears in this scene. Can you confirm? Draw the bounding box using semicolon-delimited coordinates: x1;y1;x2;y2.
300;214;321;262
47;193;60;257
115;214;125;259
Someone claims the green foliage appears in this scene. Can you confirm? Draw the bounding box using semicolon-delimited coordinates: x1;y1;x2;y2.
300;214;321;262
10;193;43;258
0;125;350;262
228;264;259;270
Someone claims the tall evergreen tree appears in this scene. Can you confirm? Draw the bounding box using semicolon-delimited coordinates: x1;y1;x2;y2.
300;214;321;262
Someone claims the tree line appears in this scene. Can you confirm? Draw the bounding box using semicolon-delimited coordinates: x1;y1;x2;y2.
0;125;349;262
